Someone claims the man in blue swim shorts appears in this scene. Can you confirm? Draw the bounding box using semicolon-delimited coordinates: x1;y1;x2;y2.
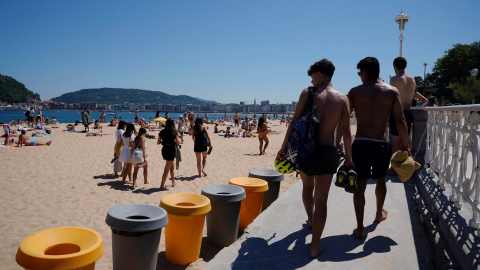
345;57;411;239
277;59;354;257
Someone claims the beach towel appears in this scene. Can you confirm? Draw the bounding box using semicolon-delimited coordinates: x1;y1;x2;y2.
390;150;421;182
63;130;84;133
29;134;54;138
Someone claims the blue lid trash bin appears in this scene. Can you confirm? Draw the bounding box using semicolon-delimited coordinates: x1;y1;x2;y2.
248;169;284;211
201;184;246;248
105;204;168;270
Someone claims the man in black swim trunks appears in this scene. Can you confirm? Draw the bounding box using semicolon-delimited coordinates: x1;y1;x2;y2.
388;57;427;174
277;59;354;258
346;57;411;239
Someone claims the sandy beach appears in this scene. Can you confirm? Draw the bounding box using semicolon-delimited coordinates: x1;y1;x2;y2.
1;120;314;270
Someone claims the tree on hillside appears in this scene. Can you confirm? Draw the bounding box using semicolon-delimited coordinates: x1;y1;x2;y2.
0;74;41;103
429;41;480;104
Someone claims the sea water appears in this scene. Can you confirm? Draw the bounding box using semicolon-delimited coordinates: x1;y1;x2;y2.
0;110;282;124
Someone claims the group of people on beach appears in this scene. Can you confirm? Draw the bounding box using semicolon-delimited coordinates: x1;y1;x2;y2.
277;56;422;257
111;113;214;190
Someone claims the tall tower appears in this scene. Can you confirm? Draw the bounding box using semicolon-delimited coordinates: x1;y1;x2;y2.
395;9;409;57
254;98;256;106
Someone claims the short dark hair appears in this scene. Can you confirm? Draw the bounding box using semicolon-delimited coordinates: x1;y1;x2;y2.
307;59;335;78
357;57;380;79
393;57;407;70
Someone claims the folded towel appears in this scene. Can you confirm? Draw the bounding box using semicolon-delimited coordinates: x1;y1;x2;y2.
390;150;421;182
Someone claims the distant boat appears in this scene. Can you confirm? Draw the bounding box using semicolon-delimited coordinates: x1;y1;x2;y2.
108;112;118;115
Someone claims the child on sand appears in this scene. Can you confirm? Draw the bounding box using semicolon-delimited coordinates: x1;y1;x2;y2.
132;128;149;190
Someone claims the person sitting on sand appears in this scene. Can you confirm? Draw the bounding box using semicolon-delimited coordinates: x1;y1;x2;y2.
243;126;253;138
17;130;51;146
66;123;76;131
51;117;57;126
214;123;225;133
108;118;116;127
93;120;103;131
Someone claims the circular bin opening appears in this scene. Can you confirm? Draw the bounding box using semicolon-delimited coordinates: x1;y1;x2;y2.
216;192;231;195
176;202;196;207
126;215;150;220
44;243;81;256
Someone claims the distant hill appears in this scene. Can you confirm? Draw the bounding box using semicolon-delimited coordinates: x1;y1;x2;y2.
0;74;40;103
52;88;217;105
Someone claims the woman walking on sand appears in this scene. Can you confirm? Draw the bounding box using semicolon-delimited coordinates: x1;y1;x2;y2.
120;123;136;185
113;120;126;177
257;117;269;155
158;119;180;190
192;118;211;177
132;128;148;190
178;115;186;144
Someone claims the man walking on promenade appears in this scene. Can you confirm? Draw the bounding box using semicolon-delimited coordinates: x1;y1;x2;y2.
347;57;411;239
277;59;354;257
387;57;427;174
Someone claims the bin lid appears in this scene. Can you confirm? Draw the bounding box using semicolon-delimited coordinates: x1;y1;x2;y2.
201;184;246;203
160;193;211;216
228;177;269;193
248;169;285;182
105;204;168;232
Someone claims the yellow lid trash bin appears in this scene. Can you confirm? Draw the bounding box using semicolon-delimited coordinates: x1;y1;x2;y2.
160;193;211;265
16;227;104;270
228;177;268;233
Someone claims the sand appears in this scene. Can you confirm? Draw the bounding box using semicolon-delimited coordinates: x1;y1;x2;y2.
1;120;309;270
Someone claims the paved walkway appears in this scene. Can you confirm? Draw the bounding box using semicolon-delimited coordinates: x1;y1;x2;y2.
205;174;434;270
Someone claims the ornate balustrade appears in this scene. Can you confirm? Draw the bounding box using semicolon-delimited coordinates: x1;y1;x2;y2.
423;105;480;230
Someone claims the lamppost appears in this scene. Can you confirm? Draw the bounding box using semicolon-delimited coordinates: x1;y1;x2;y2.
395;9;409;57
471;68;478;104
423;62;427;92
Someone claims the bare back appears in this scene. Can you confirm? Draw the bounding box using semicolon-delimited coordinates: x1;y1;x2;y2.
314;86;349;143
349;82;400;141
389;73;416;110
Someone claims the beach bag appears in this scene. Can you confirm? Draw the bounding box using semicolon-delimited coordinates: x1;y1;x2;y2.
132;140;144;165
114;133;123;158
113;160;122;173
202;129;210;147
282;87;320;170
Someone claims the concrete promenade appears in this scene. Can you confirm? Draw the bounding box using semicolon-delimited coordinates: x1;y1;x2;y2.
205;174;434;270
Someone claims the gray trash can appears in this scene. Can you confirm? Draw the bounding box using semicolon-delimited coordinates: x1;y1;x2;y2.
201;184;246;248
248;169;284;211
105;204;168;270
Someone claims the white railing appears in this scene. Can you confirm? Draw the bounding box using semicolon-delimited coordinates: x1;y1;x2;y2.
424;105;480;229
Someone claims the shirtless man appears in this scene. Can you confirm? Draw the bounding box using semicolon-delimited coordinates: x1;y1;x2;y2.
347;57;410;239
277;59;354;257
388;57;427;174
17;130;52;146
233;112;240;128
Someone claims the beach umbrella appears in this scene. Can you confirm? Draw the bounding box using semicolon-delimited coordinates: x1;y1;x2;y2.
154;117;167;122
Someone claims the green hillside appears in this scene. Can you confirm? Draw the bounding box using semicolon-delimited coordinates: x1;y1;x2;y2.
0;74;40;103
52;88;214;105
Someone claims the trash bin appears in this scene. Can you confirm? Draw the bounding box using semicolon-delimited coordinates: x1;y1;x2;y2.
228;177;268;233
160;193;211;265
105;204;168;270
248;169;285;211
16;227;104;270
201;184;246;248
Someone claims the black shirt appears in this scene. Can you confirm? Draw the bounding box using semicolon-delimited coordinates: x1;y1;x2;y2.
159;129;175;145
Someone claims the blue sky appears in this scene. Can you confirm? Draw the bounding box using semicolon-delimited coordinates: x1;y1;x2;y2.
1;0;479;104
